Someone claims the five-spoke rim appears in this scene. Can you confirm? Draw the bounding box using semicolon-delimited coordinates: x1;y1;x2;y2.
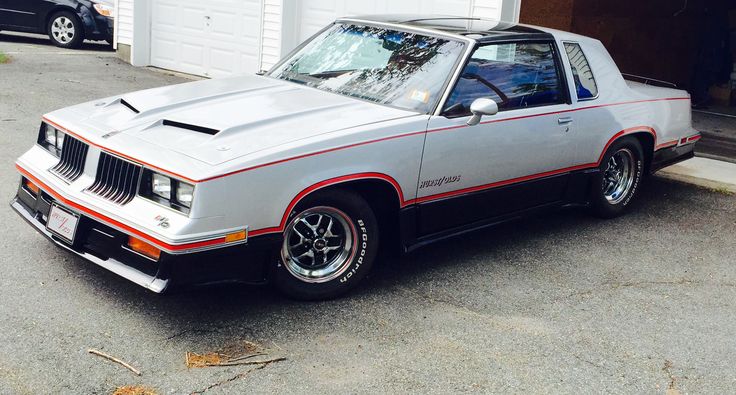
602;148;635;204
51;16;75;44
281;206;357;283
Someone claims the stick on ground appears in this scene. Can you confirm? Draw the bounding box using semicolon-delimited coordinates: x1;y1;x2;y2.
88;349;142;376
214;357;287;367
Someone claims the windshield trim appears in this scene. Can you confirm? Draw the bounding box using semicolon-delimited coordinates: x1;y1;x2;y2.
266;21;475;115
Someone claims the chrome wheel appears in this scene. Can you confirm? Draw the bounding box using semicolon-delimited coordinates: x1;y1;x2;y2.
281;207;356;283
51;16;75;44
602;148;635;204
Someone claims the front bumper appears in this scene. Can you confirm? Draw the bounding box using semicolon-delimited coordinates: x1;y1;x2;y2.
81;9;114;42
12;179;276;292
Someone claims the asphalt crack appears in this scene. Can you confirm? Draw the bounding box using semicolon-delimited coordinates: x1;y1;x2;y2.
189;359;285;395
164;329;212;341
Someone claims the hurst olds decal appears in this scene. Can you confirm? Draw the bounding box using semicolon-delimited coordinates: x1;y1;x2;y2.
419;175;462;189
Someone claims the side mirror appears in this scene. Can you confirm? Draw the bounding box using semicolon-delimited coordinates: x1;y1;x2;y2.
467;98;499;126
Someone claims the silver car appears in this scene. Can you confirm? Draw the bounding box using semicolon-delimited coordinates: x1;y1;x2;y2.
12;16;700;299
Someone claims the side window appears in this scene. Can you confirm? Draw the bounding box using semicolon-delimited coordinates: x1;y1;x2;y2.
443;42;564;117
564;43;598;100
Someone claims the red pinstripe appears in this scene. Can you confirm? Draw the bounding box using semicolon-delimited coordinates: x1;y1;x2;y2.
249;173;410;237
27;97;698;248
44;97;689;183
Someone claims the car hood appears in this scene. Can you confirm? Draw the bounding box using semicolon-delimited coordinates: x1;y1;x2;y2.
61;75;418;166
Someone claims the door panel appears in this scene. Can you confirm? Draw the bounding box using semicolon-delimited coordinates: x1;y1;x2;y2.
416;41;577;235
418;106;576;217
0;0;41;29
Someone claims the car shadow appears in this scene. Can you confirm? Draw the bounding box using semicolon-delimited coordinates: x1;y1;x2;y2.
0;31;112;52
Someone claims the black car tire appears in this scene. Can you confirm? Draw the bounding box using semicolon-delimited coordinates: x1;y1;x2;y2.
47;11;84;49
271;189;379;300
590;136;644;218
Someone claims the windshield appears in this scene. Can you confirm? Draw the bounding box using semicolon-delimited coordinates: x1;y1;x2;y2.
269;24;467;113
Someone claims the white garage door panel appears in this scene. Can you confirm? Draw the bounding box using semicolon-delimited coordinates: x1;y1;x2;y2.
151;0;262;78
296;0;484;43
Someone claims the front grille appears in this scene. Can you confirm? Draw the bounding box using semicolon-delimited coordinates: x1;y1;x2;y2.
50;136;89;182
87;152;141;205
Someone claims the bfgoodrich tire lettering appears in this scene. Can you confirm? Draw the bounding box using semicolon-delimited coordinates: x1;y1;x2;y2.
591;136;644;218
272;189;378;300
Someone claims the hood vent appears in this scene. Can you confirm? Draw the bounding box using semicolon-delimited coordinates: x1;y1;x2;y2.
120;99;140;114
162;120;219;136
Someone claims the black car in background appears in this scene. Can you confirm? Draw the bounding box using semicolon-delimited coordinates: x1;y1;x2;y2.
0;0;113;48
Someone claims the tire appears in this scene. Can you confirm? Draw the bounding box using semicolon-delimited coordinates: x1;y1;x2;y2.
271;189;379;300
47;11;84;49
590;136;645;218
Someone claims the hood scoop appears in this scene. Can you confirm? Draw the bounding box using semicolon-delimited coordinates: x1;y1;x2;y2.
120;99;140;114
162;119;220;136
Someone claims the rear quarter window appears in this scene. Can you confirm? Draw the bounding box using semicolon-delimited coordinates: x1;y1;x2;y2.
564;43;598;100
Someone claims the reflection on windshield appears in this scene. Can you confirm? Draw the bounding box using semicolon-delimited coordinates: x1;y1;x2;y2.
269;24;466;113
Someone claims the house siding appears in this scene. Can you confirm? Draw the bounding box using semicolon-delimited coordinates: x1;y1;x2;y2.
261;0;284;70
116;0;134;46
471;0;503;19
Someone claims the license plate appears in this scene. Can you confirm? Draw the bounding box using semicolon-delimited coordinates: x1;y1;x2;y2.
46;203;80;243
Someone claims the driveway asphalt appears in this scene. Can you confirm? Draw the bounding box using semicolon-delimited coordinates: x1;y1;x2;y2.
1;34;736;395
693;111;736;164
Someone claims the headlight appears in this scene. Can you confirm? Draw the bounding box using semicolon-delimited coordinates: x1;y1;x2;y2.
56;131;65;150
139;169;194;214
151;173;172;199
38;122;66;157
176;182;194;207
44;125;57;145
93;3;114;17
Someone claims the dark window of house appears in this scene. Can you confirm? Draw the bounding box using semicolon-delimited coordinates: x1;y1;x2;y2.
443;42;564;117
564;43;598;100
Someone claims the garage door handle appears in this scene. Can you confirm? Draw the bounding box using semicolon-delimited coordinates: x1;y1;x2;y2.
558;117;573;125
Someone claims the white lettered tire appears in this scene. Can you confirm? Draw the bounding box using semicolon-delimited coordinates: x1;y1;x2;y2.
591;136;644;218
272;189;379;300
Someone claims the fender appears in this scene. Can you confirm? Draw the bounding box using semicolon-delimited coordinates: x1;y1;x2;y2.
249;172;410;237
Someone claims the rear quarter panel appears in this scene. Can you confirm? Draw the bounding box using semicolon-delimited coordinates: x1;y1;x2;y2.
558;37;691;166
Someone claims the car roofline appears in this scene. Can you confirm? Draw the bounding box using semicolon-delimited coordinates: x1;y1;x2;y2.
335;17;478;43
337;15;556;43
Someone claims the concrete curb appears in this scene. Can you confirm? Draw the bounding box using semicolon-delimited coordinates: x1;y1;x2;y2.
656;157;736;194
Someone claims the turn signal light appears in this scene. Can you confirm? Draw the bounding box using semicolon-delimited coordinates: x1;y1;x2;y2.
127;236;161;260
24;179;40;195
225;230;247;243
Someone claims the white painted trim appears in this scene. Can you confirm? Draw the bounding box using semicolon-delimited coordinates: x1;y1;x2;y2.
113;0;119;49
468;0;477;21
258;0;266;71
130;0;151;66
501;0;521;22
280;0;298;58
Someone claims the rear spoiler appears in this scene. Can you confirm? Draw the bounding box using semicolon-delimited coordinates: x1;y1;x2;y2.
622;73;678;89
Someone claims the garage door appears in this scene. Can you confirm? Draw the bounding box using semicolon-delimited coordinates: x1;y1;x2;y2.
295;0;502;43
150;0;261;78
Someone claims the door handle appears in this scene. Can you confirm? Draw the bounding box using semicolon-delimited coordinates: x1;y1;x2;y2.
558;117;573;125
